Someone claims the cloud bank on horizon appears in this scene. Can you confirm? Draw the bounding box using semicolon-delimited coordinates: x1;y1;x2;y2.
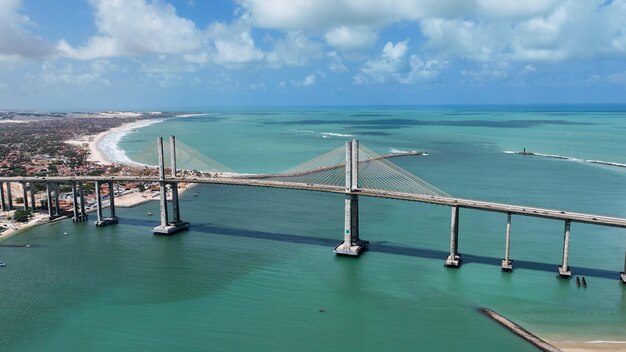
1;0;626;109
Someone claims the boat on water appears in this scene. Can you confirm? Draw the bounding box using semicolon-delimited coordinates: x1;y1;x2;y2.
147;211;153;216
0;262;6;267
193;193;199;197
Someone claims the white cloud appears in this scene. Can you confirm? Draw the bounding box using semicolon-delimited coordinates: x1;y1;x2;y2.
354;40;447;84
327;51;348;72
265;32;323;67
208;22;264;65
0;0;57;62
292;73;316;86
324;26;377;50
523;64;536;73
39;60;114;86
58;0;204;60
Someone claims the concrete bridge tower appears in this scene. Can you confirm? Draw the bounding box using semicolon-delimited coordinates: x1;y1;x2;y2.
334;139;369;256
152;136;189;235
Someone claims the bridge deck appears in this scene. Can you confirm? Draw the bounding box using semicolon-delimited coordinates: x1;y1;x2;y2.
2;175;626;228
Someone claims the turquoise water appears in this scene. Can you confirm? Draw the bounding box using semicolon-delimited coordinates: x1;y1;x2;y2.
2;106;626;351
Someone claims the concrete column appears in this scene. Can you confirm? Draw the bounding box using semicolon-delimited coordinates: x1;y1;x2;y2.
72;182;79;221
502;212;513;272
170;135;177;178
95;181;103;224
79;182;86;220
21;182;29;210
108;181;116;218
158;137;169;227
350;194;359;242
445;206;461;267
169;136;180;223
343;194;353;246
558;220;572;278
171;183;180;223
53;183;60;216
6;182;13;210
351;139;358;191
158;137;166;180
46;183;53;218
29;182;36;212
159;181;169;227
344;140;352;246
0;182;5;211
334;140;367;256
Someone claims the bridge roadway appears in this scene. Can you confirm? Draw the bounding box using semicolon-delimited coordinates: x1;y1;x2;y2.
2;175;626;229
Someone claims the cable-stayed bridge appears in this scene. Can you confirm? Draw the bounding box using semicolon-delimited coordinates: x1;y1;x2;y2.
1;136;625;284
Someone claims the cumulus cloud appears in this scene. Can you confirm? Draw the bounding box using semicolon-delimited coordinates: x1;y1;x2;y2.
207;22;264;65
265;32;323;67
58;0;204;60
292;73;316;86
39;60;114;86
324;26;377;50
0;0;57;61
354;40;447;84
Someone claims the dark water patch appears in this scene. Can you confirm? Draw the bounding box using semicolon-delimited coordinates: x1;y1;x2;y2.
267;118;597;129
350;114;393;117
176;115;227;122
442;112;491;116
349;125;407;130
120;219;619;280
235;112;282;116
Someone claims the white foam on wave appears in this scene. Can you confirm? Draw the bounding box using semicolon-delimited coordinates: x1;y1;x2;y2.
586;340;626;344
320;132;353;138
98;119;165;166
504;150;626;168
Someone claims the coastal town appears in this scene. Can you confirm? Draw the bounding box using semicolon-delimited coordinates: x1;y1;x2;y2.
0;111;188;238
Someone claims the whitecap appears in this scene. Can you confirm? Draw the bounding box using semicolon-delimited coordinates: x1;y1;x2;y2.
320;132;353;138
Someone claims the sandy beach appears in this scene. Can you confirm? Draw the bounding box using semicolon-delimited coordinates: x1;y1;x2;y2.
65;118;166;166
0;213;51;241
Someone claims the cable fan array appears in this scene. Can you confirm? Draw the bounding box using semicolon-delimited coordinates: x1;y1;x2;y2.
356;145;449;197
130;139;235;174
131;137;448;197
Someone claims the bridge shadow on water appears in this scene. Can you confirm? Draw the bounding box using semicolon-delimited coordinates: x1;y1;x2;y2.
121;218;620;280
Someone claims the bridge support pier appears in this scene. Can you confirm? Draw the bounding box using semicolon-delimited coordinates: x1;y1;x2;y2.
72;182;88;222
46;183;54;218
620;253;626;285
29;182;36;212
501;212;513;272
53;183;60;216
21;182;29;211
558;220;572;278
6;182;13;211
94;180;118;226
445;206;462;267
153;136;189;235
0;182;5;211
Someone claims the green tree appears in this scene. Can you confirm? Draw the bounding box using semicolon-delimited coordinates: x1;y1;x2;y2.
13;209;31;223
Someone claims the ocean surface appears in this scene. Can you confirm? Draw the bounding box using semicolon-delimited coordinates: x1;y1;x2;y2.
2;105;626;351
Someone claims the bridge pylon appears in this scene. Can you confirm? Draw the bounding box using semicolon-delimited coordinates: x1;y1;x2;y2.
153;136;189;235
334;139;369;256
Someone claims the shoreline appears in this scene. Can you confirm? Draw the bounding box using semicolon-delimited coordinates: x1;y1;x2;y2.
66;118;167;166
0;213;52;242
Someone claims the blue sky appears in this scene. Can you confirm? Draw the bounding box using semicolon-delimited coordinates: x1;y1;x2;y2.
1;0;626;110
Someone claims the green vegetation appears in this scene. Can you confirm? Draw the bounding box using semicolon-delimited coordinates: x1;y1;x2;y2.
13;209;31;223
